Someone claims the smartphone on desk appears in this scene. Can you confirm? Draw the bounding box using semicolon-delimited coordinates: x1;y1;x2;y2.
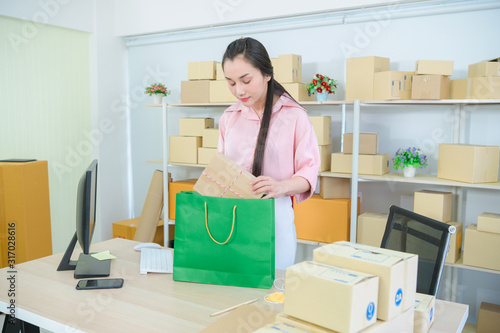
76;278;124;290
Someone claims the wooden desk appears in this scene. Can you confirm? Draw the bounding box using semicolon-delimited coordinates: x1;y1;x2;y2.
0;238;468;332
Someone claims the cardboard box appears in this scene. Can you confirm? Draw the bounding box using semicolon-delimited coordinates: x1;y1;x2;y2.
477;212;500;234
215;62;225;80
346;56;390;100
470;76;500;99
276;307;414;333
411;75;450;100
112;218;172;245
193;152;261;199
468;59;500;78
168;179;197;220
319;176;350;199
477;302;500;333
284;261;379;333
209;80;237;103
169;136;202;164
276;54;302;83
331;153;390;175
318;144;331;172
373;71;414;100
414;293;435;333
413;190;453;222
463;224;500;271
309;116;331;145
293;195;359;243
445;221;463;264
415;60;454;76
0;161;52;268
198;147;217;165
314;241;417;320
357;212;388;247
181;80;211;103
281;82;313;101
179;118;214;137
437;144;500;183
343;133;378;155
450;78;470;99
202;128;219;148
188;61;216;80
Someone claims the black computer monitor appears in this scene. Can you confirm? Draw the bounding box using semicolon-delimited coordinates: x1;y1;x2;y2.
57;160;110;278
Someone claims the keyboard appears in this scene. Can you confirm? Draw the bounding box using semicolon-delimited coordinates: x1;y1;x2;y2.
140;248;173;274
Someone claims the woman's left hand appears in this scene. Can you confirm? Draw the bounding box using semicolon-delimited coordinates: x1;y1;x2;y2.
249;176;286;199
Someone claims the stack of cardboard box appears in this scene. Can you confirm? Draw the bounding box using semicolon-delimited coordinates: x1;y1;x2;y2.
451;57;500;99
346;56;390;100
413;190;463;264
331;133;390;176
463;212;500;271
169;117;214;164
274;54;314;101
411;60;454;99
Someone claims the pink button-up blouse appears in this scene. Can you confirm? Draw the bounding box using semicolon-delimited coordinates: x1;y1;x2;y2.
217;94;320;203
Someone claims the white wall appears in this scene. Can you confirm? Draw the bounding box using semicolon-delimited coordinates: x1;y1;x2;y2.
115;0;428;36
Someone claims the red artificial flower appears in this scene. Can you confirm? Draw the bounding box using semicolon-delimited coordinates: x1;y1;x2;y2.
326;86;331;91
320;75;325;80
312;79;318;85
316;74;321;78
316;87;323;93
321;81;327;87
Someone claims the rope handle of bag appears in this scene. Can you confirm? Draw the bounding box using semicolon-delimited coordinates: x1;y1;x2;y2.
204;202;236;245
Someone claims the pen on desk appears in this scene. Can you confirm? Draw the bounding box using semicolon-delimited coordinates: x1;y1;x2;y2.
210;298;258;317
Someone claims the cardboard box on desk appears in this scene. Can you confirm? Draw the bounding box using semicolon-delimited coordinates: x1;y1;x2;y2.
188;61;216;80
276;54;302;83
411;75;450;100
309;116;331;145
415;60;454;76
168;179;197;220
445;221;463;264
319;176;350;199
318;144;331;172
194;152;261;199
281;83;313;101
293;194;359;244
346;56;390;100
112;218;172;245
437;144;499;183
313;241;417;320
357;212;388;247
179;118;214;136
169;136;202;164
181;80;211;103
209;80;238;103
414;293;435;333
463;224;500;271
331;153;390;175
468;58;500;78
284;261;379;333
276;307;414;333
477;302;500;333
202;128;219;148
198;147;217;165
413;190;453;222
477;212;500;234
343;133;378;155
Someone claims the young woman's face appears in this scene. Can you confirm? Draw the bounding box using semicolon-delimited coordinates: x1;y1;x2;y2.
223;55;271;109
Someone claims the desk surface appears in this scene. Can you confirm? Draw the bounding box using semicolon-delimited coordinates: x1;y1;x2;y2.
0;238;468;333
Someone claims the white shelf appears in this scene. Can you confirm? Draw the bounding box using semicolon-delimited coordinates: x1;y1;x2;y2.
446;256;500;275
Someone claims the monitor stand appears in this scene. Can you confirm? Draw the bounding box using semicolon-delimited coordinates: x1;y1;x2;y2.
74;253;111;279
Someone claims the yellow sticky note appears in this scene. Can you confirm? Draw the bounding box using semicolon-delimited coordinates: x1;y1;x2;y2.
265;292;284;304
91;250;117;261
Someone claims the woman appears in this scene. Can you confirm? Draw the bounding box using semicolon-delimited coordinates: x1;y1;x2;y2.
218;37;320;270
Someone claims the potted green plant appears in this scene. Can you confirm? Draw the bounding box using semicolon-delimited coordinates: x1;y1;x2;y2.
306;74;338;102
392;147;429;177
145;83;171;104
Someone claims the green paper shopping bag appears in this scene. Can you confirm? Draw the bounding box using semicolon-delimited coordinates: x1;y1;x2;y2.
173;191;275;289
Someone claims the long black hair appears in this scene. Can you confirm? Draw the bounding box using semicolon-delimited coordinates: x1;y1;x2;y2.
222;37;294;176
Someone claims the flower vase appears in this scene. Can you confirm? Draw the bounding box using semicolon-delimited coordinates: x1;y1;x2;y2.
153;94;165;104
315;92;329;102
403;166;416;178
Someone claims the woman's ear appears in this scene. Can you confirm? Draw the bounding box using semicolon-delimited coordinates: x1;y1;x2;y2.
265;74;272;83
